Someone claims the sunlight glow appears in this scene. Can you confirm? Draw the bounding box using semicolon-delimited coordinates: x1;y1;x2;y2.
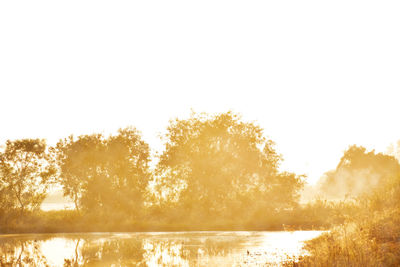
0;232;325;266
1;1;399;186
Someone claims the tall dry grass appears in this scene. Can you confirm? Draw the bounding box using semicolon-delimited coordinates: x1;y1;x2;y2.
294;174;400;267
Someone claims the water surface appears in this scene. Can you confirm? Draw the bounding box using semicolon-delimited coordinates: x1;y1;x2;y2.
0;231;324;266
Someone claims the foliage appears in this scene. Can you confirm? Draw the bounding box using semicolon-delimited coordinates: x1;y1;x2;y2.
297;153;400;266
1;116;399;267
154;112;304;223
0;139;56;213
53;127;150;218
318;145;400;199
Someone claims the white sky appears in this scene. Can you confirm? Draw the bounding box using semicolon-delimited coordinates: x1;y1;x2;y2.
1;0;399;184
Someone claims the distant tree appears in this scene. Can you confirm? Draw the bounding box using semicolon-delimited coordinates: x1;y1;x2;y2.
387;140;400;162
0;139;56;213
319;145;400;198
52;134;104;213
54;127;150;217
104;128;150;213
154;112;304;221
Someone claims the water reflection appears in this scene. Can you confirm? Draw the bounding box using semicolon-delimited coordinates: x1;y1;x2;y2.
0;231;323;266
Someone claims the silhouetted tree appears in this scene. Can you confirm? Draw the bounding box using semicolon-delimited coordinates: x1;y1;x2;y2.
318;145;400;198
54;127;150;217
154;112;304;222
0;139;56;213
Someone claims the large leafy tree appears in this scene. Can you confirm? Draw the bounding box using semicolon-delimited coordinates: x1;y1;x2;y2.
54;127;150;217
0;139;56;213
52;134;104;213
319;145;400;198
154;112;304;221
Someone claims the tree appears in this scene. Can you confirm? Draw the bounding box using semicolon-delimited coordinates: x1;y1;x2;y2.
0;139;56;213
52;134;104;213
154;112;304;222
318;145;400;198
54;127;150;217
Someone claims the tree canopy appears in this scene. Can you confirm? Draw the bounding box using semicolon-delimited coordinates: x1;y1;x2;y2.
153;112;304;222
319;145;400;198
0;139;56;213
54;127;150;217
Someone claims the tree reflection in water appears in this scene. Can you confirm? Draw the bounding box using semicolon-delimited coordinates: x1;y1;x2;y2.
0;234;241;266
0;239;50;266
0;231;323;266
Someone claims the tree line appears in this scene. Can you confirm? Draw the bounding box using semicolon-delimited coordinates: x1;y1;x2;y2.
1;111;399;231
0;112;304;226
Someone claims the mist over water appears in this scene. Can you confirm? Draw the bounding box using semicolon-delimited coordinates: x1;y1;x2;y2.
0;231;324;266
1;113;400;266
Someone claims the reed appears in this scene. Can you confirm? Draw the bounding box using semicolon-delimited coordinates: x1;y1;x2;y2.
295;174;400;267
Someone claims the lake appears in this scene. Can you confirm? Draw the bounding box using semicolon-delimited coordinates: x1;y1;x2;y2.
0;231;324;266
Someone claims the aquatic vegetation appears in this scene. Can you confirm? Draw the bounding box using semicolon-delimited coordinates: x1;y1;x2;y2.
297;174;400;266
